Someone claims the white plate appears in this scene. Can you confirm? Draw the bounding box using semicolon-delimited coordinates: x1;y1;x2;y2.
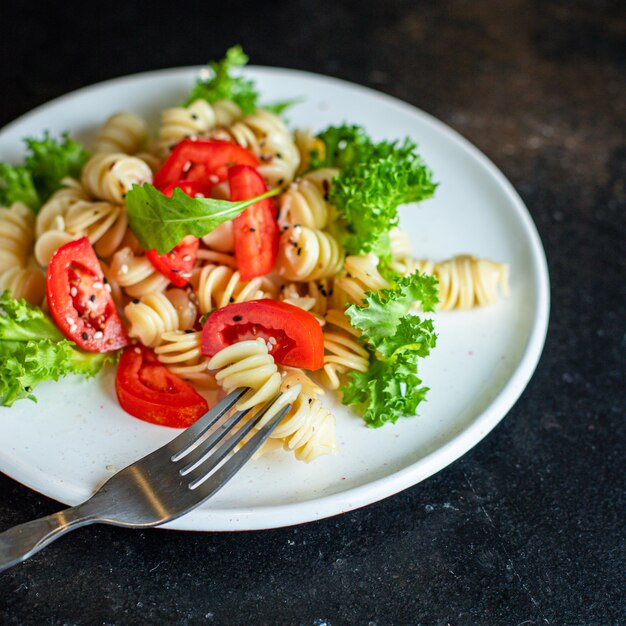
0;67;549;530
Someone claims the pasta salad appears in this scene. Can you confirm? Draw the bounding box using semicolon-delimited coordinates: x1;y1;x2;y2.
0;47;509;463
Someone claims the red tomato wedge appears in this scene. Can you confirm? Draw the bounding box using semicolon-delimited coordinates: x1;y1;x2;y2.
201;300;324;370
229;165;279;280
145;183;206;287
153;139;260;190
47;237;128;352
145;235;199;288
115;345;209;428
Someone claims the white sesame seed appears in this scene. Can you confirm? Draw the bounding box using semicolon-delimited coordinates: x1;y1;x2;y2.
134;347;141;354
94;331;104;339
93;282;103;289
182;255;191;262
104;283;112;292
65;315;74;325
119;264;129;275
70;287;77;297
209;175;219;184
69;324;77;333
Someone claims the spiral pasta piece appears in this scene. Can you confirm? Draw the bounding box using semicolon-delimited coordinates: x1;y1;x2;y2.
164;288;198;330
279;279;331;323
64;200;128;258
320;326;369;390
0;266;46;306
154;330;215;388
81;152;152;204
208;338;282;411
294;128;326;174
93;112;147;154
124;292;181;347
193;264;274;314
334;253;389;305
275;225;343;282
109;247;169;298
0;203;35;273
278;176;330;229
414;255;510;310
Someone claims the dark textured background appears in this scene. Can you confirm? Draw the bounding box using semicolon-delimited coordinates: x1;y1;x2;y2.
1;1;625;624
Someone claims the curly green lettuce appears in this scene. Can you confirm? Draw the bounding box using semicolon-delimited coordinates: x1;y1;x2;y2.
309;124;437;257
0;132;89;212
342;271;439;427
0;293;115;406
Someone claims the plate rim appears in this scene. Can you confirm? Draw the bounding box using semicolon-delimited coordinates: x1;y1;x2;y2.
0;65;550;531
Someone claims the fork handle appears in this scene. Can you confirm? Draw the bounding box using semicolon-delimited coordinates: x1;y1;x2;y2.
0;505;95;573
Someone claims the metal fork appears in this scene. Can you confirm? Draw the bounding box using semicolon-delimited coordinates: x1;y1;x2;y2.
0;388;291;573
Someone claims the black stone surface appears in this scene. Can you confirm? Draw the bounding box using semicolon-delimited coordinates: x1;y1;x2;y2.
1;1;624;624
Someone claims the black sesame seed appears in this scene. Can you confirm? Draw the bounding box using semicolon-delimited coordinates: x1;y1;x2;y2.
249;227;256;232
132;298;140;304
233;315;242;321
229;297;234;302
297;248;302;256
89;294;96;302
82;332;89;340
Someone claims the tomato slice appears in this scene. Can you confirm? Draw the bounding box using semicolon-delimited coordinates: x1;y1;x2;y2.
116;345;209;428
145;235;199;288
229;165;279;280
153;139;260;190
47;237;128;352
201;300;324;370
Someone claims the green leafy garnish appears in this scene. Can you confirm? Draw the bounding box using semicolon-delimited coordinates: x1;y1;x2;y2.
0;293;115;407
0;132;89;212
24;131;88;202
125;183;282;254
262;98;304;117
342;271;439;427
309;124;437;256
185;45;259;115
0;163;40;209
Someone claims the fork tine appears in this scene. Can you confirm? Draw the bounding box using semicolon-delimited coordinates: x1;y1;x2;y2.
190;402;292;496
169;388;249;460
178;407;251;474
183;395;284;486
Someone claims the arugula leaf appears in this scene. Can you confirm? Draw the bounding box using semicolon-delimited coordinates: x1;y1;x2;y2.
0;292;114;406
310;124;437;256
346;271;439;346
185;45;259;114
24;131;88;203
0;163;40;210
261;97;304;117
125;183;282;254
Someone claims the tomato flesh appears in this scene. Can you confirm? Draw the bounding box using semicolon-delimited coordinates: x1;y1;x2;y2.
229;165;279;280
146;235;199;288
47;237;128;352
201;300;324;370
116;345;208;428
153;139;260;190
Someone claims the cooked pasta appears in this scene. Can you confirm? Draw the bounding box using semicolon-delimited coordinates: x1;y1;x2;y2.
0;203;35;273
109;246;170;298
412;255;510;310
124;292;182;347
164;288;198;330
334;253;389;306
207;338;282;411
0;266;46;306
93;112;147;155
320;319;369;390
275;225;343;282
278;175;332;229
279;279;330;322
81;152;152;204
154;330;215;388
193;263;274;314
294;128;326;174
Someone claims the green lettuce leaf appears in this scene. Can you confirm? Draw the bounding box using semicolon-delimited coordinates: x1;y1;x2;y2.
185;45;259;114
346;271;439;346
125;183;281;254
0;163;40;210
341;270;439;427
24;131;88;202
309;124;437;256
0;293;115;406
